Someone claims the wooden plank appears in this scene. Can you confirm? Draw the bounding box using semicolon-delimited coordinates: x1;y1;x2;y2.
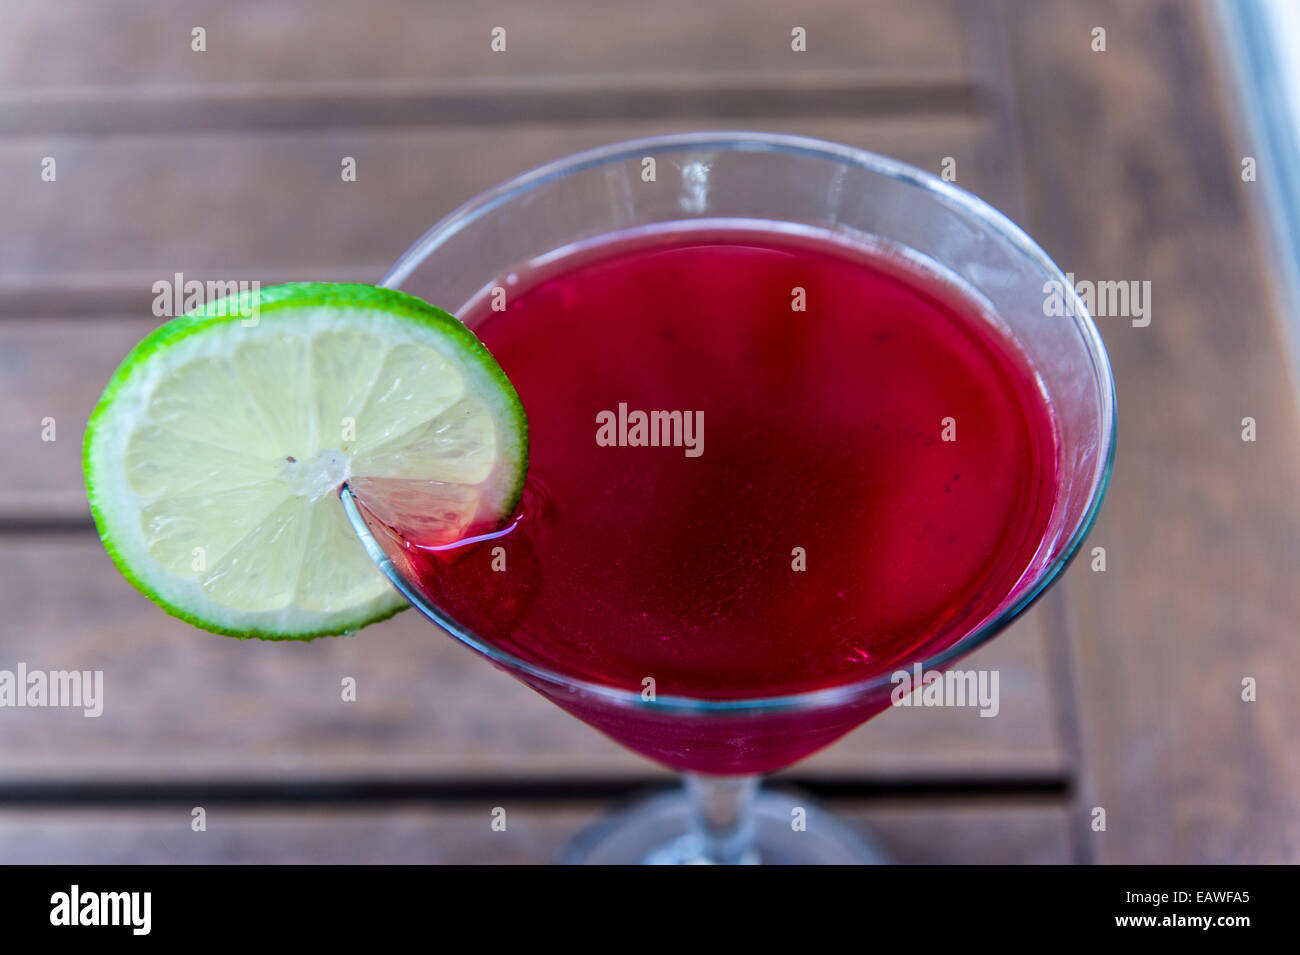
0;536;1065;782
0;320;145;518
0;116;993;307
0;801;1072;863
0;0;969;90
0;0;981;138
855;800;1072;864
1006;0;1300;863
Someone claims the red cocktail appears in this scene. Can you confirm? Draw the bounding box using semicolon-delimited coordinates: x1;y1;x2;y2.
342;133;1114;863
357;223;1057;772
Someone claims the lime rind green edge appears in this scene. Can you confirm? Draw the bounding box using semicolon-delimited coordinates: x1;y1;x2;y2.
83;282;529;642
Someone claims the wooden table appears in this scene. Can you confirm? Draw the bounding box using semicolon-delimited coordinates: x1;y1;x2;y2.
0;0;1295;863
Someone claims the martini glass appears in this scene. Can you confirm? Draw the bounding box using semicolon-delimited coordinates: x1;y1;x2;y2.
339;132;1115;864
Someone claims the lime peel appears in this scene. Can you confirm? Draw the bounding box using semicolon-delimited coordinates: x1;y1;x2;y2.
84;282;528;640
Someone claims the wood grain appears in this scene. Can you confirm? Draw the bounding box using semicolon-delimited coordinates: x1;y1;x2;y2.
1007;0;1300;863
0;0;968;89
0;0;976;137
0;801;1072;864
0;117;992;310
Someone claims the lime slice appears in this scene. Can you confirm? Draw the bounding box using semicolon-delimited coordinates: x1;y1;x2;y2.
84;282;527;640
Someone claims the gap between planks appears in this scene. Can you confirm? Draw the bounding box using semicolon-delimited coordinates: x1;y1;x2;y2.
0;73;986;137
0;773;1072;809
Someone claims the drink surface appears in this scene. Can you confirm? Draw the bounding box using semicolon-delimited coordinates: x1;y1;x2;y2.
389;223;1058;700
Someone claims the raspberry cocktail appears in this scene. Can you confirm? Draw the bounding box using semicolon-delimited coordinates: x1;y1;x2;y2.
341;133;1115;864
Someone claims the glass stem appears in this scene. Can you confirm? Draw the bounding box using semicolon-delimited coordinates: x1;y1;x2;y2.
684;774;760;864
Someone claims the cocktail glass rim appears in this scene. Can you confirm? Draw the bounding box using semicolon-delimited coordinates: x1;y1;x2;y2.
340;129;1117;718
